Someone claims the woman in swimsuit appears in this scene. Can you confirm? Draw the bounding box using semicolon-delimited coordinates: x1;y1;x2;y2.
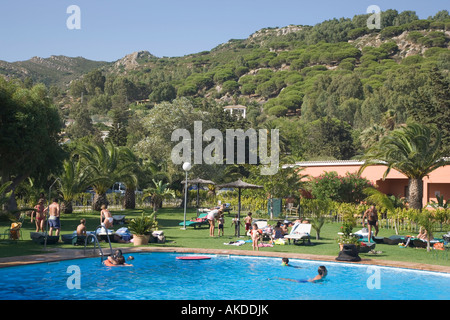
271;222;284;243
251;223;261;251
31;199;46;232
100;204;113;229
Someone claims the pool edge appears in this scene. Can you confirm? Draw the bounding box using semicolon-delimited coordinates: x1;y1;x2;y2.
0;246;449;274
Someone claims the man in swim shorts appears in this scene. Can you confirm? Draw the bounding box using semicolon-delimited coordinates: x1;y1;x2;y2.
47;198;61;237
244;212;253;233
362;205;379;241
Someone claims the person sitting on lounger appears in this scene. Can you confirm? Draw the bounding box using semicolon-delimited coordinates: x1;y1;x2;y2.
270;222;284;244
417;227;433;241
77;219;87;236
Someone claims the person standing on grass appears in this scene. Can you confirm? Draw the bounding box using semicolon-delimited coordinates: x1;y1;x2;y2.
244;212;253;235
251;223;261;251
362;205;379;242
207;208;222;237
218;213;225;237
31;198;46;232
231;214;242;236
47;198;61;237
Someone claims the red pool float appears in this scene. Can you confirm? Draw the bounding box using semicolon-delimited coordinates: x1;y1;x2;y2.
176;256;211;260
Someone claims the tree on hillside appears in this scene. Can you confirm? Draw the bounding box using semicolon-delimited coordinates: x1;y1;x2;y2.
149;82;176;104
407;67;450;154
67;102;99;140
304;117;356;160
359;123;449;209
0;79;64;211
107;107;129;147
84;69;105;95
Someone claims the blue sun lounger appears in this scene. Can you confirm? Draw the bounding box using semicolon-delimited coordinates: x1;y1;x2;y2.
179;213;209;229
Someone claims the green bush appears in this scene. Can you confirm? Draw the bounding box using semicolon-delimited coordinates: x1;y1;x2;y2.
177;84;198;97
222;80;240;94
407;31;424;43
240;83;257;95
348;27;368;40
309;171;374;203
380;25;404;39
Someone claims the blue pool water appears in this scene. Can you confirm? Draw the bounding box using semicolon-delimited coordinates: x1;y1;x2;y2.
0;252;449;300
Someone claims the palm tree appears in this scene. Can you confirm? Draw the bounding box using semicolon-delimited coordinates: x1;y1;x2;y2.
78;142;139;211
359;124;387;150
58;158;92;214
359;123;448;209
120;148;140;209
144;179;175;216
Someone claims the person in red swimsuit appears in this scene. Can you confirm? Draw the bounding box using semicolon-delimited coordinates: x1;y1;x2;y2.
31;199;46;232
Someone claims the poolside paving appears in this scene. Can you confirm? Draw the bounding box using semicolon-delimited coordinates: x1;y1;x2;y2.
0;246;448;274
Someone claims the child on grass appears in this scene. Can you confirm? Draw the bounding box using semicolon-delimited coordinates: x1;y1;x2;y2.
231;214;242;236
218;214;225;237
251;223;261;251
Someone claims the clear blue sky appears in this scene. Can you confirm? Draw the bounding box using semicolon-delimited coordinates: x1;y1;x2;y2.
0;0;448;62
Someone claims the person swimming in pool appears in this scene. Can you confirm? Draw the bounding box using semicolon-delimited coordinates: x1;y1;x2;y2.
275;266;327;283
107;249;132;266
281;258;290;266
281;258;303;269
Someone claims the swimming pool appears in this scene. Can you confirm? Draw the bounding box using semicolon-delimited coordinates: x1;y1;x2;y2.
0;252;449;300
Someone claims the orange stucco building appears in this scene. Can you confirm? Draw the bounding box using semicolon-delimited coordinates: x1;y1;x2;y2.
286;160;450;207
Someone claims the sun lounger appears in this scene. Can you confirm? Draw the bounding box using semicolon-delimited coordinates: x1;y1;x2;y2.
95;228;115;241
113;215;126;225
178;213;209;228
284;223;311;245
246;220;270;238
383;235;405;245
410;238;442;248
358;241;376;253
372;236;384;244
30;232;59;245
353;228;373;239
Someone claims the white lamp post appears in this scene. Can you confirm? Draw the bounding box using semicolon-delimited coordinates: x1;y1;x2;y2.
181;162;192;230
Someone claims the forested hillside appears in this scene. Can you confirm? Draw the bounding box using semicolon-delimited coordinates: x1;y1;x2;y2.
2;9;449;167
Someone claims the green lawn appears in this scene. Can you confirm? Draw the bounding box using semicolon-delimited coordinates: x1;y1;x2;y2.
0;207;449;267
